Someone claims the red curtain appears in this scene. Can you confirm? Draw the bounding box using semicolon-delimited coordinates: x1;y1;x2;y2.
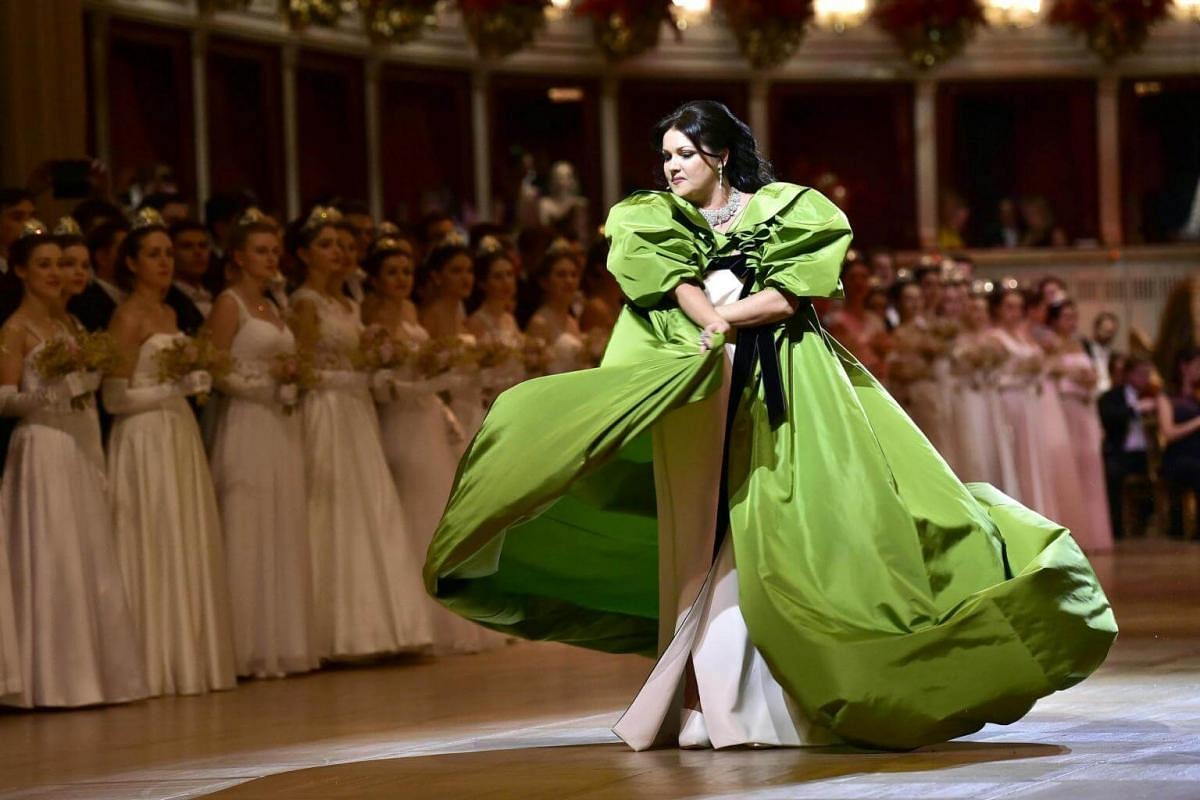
295;51;367;210
105;19;195;203
206;38;285;216
770;82;917;250
379;67;472;225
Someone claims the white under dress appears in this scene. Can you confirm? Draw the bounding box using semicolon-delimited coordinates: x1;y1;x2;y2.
613;267;838;750
378;320;506;654
291;289;432;658
107;332;237;696
209;291;318;677
2;332;147;707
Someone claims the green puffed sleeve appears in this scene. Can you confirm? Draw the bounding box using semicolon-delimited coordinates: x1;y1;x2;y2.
605;191;707;309
756;186;853;299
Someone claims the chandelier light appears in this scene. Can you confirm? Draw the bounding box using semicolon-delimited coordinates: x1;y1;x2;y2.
1173;0;1200;23
982;0;1042;28
546;0;572;20
813;0;869;33
672;0;712;28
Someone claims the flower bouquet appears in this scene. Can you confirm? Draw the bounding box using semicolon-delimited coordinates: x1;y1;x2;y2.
270;349;320;415
34;331;122;409
575;0;677;61
361;0;439;43
873;0;986;69
1048;0;1171;63
458;0;550;59
156;333;232;406
718;0;814;69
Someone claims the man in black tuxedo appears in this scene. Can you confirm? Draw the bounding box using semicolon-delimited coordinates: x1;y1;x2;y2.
1098;355;1155;539
1083;311;1120;394
0;188;36;325
166;220;211;336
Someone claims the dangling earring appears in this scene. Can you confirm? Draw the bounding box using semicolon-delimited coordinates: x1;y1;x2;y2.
718;161;724;187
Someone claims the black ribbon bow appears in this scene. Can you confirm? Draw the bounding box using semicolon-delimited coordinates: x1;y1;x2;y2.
707;252;796;561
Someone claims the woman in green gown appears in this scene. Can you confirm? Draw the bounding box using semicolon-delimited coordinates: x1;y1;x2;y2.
424;101;1116;751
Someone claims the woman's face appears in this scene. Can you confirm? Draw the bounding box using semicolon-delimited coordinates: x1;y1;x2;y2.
1182;355;1200;387
433;253;474;301
898;284;923;322
541;257;580;306
940;285;966;319
234;231;281;284
865;289;888;317
374;254;415;302
483;258;517;304
998;291;1026;326
58;244;91;299
842;264;871;301
128;231;174;292
16;242;64;305
1052;304;1078;337
336;228;358;275
298;225;342;280
661;127;723;204
965;296;990;329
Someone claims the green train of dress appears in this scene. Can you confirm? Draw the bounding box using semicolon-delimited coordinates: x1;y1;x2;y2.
423;182;1117;751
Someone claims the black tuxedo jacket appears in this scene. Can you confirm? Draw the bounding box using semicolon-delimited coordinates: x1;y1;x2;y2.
1098;385;1140;456
165;285;205;336
68;282;118;333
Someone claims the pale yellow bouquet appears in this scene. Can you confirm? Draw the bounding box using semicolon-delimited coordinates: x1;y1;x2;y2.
155;333;232;406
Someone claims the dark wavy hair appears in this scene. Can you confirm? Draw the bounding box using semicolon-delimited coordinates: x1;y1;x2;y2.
651;100;774;192
1045;297;1076;327
114;224;170;292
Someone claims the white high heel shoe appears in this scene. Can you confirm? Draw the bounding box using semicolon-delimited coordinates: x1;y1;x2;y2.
679;708;711;749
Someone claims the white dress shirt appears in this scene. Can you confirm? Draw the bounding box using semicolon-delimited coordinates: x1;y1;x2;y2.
173;280;213;319
1124;385;1147;453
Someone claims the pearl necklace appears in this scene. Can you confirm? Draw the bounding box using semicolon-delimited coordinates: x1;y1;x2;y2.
699;188;743;229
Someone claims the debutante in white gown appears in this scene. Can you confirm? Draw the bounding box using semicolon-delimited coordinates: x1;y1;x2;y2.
615;267;835;750
1;327;147;707
1053;349;1115;553
291;289;432;658
527;308;586;376
106;332;237;696
0;517;17;702
468;306;526;406
376;320;506;654
210;291;318;677
950;333;1018;487
990;329;1057;517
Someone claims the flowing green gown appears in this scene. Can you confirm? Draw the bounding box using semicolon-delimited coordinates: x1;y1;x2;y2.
424;182;1117;751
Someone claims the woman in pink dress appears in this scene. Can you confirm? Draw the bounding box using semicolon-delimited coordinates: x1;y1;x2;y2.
986;288;1057;514
1046;299;1114;553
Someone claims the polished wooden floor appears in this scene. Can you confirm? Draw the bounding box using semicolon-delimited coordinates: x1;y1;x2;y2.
2;540;1198;800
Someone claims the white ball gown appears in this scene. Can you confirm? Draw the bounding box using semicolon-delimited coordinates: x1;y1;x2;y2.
104;332;237;696
0;517;17;702
291;289;432;658
210;291;319;677
468;306;526;407
1;325;147;707
989;328;1060;516
949;332;1018;487
1052;348;1115;553
375;319;506;654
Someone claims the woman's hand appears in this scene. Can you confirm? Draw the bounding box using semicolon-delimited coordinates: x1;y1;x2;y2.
699;319;731;352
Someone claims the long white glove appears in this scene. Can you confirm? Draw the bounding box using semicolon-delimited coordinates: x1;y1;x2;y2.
371;369;444;403
63;371;103;399
101;371;208;414
0;383;68;417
